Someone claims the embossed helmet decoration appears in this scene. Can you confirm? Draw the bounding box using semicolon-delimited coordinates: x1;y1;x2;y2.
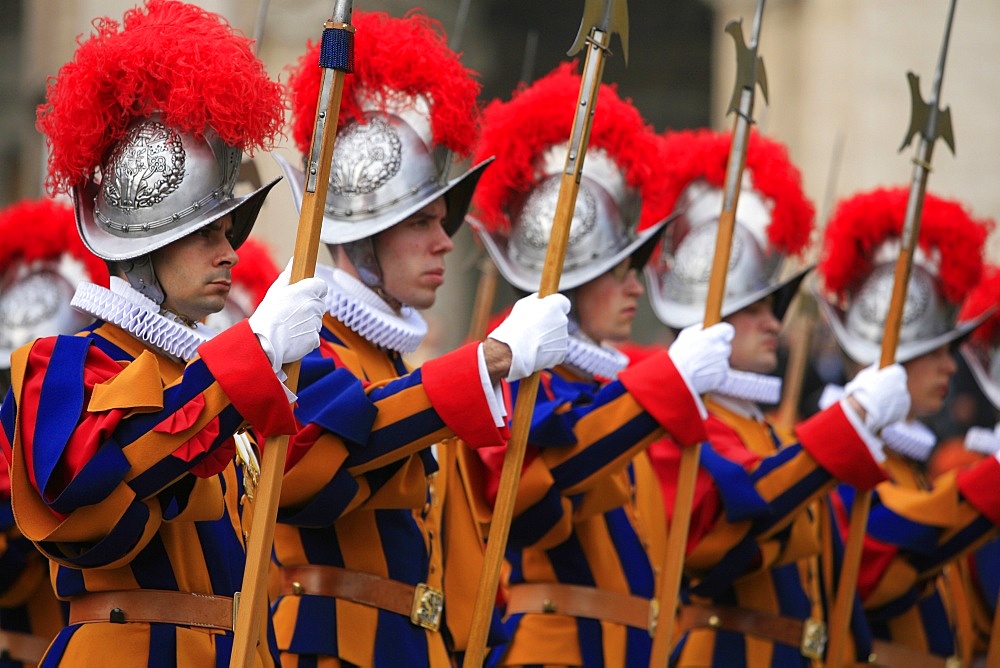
35;0;284;302
468;63;672;294
646;129;815;330
0;198;109;368
280;10;488;274
817;187;992;365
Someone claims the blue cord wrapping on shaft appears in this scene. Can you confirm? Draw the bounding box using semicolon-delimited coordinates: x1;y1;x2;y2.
320;26;354;72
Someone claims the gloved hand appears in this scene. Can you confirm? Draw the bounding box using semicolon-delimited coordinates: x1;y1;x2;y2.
248;274;328;371
843;363;911;433
488;293;570;381
668;322;734;395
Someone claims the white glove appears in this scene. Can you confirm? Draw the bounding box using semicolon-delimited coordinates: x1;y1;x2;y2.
668;323;734;395
248;275;328;371
489;293;570;381
843;363;911;433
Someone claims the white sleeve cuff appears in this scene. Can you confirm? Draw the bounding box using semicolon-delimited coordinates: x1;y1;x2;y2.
276;368;298;403
674;363;708;419
840;398;885;463
478;343;508;428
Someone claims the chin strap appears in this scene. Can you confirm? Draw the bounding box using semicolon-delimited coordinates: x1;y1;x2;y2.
341;238;384;289
115;254;165;305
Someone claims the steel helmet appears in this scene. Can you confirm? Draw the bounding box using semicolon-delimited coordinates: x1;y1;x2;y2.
958;266;1000;409
279;11;489;248
0;198;109;367
817;187;991;365
646;129;815;329
36;0;284;301
468;63;672;294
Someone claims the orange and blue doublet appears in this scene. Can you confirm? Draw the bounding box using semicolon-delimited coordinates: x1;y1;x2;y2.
652;399;886;667
0;319;296;667
839;451;1000;659
482;349;708;667
271;316;508;667
962;534;1000;659
0;465;65;668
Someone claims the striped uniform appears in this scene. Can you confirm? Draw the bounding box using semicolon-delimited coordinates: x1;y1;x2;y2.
0;320;295;667
653;399;884;667
271;316;508;667
961;534;1000;662
483;349;709;667
842;451;1000;661
0;465;66;668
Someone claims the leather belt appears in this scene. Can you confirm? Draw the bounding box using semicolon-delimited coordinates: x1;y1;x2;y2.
505;583;659;637
869;640;953;668
280;564;444;632
0;629;52;664
677;604;827;660
69;589;236;631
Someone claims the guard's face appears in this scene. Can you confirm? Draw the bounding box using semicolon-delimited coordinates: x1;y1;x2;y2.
904;344;957;417
575;258;644;344
153;214;238;323
375;197;453;310
726;295;781;374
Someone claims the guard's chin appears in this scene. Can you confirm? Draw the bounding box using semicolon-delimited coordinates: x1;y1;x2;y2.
409;289;439;311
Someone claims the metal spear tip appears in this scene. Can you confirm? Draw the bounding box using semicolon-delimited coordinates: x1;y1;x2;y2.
567;0;630;65
899;72;956;155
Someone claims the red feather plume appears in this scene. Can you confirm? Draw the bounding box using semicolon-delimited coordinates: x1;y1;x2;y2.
470;62;670;234
232;238;281;309
659;128;815;256
960;265;1000;347
287;10;480;159
36;0;284;195
0;198;109;287
819;188;992;305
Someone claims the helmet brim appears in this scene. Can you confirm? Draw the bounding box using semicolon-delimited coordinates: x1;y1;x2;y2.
961;331;1000;411
817;289;990;366
75;176;281;262
646;263;812;330
469;213;673;294
274;151;493;245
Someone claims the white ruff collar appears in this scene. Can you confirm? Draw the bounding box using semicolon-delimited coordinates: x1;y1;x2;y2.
320;265;427;353
882;420;937;462
965;425;1000;456
714;369;783;405
564;334;630;380
71;277;213;362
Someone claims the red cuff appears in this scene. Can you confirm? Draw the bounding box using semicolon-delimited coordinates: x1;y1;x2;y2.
618;349;708;447
795;403;887;491
198;320;297;437
957;456;1000;526
422;342;506;448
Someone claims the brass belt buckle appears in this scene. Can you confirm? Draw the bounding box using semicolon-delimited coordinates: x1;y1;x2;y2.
232;591;241;631
647;599;660;638
800;618;827;660
410;583;444;631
